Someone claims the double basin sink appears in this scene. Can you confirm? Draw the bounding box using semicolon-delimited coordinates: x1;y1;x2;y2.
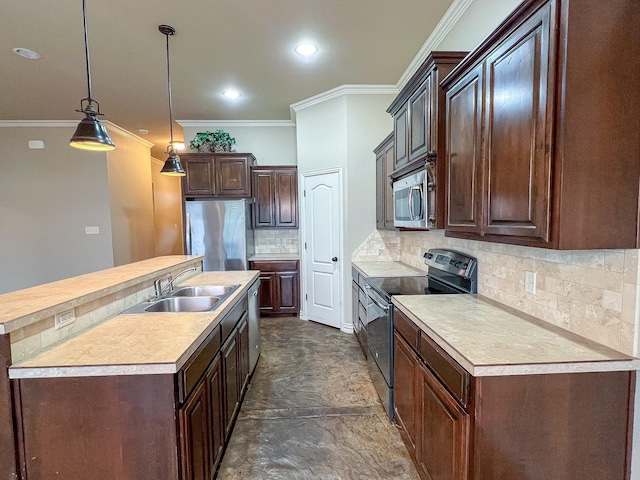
122;284;240;314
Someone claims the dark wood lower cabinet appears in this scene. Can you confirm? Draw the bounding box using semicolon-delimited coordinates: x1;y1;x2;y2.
250;260;299;317
14;299;252;480
393;310;635;480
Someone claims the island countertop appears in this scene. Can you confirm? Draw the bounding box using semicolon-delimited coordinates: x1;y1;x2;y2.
393;294;640;376
0;255;203;334
9;270;259;379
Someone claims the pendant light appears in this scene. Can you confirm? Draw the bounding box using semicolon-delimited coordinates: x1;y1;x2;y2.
69;0;115;151
159;25;185;176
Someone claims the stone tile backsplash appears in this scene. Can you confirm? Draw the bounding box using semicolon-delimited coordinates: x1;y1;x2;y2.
254;229;299;254
353;229;640;356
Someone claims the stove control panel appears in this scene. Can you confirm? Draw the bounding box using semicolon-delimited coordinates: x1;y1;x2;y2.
424;248;477;279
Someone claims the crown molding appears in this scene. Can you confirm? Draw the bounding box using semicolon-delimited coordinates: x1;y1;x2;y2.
0;120;154;148
396;0;474;89
177;120;296;128
289;84;398;120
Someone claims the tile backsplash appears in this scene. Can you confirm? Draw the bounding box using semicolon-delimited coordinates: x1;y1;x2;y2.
353;229;640;356
254;229;299;254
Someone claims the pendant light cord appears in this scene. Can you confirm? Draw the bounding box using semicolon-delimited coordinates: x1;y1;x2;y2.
166;33;174;146
81;0;93;105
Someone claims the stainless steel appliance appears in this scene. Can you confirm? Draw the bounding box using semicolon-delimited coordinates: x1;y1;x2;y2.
364;248;477;418
185;199;255;271
392;166;435;229
247;279;260;373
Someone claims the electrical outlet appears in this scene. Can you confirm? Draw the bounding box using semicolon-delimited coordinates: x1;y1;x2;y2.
54;309;76;330
524;271;537;294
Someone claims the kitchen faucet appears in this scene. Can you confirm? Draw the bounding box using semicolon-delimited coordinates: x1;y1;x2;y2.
154;267;198;297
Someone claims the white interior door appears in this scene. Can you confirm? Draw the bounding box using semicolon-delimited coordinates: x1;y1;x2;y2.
302;170;342;329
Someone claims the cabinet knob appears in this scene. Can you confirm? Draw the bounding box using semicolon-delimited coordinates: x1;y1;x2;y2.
332;257;338;262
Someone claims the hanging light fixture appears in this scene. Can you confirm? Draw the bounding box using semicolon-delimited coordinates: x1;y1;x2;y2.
159;24;185;176
69;0;115;151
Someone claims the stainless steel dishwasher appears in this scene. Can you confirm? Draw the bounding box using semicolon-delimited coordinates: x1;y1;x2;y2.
248;279;260;373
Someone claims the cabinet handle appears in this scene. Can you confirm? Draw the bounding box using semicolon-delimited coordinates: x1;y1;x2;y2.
332;257;338;262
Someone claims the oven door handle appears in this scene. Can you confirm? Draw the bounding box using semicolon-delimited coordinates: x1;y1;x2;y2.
365;285;389;312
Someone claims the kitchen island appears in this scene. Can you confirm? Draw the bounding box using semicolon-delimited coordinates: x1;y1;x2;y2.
2;257;259;480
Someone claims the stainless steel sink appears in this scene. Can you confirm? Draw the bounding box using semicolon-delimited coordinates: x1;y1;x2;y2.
170;284;239;297
143;296;221;313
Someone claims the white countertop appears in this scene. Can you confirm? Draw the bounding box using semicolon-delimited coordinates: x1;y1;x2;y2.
394;295;640;376
352;261;426;278
9;271;259;379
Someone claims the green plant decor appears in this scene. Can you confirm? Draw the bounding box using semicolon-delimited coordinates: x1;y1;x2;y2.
189;129;237;152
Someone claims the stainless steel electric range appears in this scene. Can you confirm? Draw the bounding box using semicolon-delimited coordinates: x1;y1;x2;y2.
364;248;478;418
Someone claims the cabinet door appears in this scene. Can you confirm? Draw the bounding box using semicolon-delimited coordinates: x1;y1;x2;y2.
206;355;224;472
418;362;469;480
215;156;251;197
394;332;419;453
222;332;239;438
183;157;215;196
276;270;299;315
238;316;250;391
179;380;211;480
255;270;276;314
274;169;298;228
394;103;409;168
383;141;395;229
445;63;484;235
482;3;553;241
252;170;276;227
375;152;384;229
409;75;433;161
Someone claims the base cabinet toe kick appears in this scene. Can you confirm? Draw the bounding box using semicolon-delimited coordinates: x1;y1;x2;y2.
12;288;258;480
393;308;635;480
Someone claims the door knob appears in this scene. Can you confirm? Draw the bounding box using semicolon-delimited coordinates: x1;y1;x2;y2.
332;257;338;262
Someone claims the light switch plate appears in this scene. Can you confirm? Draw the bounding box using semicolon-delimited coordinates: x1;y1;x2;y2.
54;309;76;330
85;226;100;235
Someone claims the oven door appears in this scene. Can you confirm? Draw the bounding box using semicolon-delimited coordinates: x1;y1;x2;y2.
365;285;393;417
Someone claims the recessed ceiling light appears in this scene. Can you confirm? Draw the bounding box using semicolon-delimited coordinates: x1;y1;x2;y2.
13;47;41;60
295;43;318;56
138;128;148;135
223;89;241;99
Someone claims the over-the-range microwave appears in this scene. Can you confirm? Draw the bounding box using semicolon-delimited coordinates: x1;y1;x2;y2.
392;167;435;229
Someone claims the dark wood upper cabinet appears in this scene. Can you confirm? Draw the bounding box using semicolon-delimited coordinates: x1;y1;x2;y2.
374;133;395;230
442;0;640;249
251;166;298;228
387;51;468;229
180;153;256;198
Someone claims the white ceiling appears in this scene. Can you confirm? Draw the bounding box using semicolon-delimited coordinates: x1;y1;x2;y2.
1;0;455;157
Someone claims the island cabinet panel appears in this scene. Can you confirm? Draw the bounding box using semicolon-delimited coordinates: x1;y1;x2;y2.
181;153;256;198
205;354;225;474
16;375;179;480
179;379;211;480
442;0;640;249
0;335;18;479
222;329;240;438
251;166;298;228
392;307;635;480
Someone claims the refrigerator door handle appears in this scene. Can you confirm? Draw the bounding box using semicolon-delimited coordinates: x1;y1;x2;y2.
185;212;192;255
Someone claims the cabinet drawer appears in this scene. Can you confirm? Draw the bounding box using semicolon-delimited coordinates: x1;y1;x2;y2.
251;260;298;272
177;326;221;403
358;286;367;307
419;331;470;407
221;296;248;343
352;267;359;283
394;309;419;351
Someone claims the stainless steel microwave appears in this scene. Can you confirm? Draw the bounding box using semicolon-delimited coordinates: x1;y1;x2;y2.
392;168;435;229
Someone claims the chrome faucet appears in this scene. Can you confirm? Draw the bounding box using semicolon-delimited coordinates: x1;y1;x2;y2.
153;267;198;297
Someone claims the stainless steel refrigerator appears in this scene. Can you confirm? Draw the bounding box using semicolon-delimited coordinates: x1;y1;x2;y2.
185;199;255;271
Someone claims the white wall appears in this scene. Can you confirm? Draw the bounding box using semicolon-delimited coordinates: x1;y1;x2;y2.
0;126;114;294
180;123;297;165
296;93;395;329
436;0;524;51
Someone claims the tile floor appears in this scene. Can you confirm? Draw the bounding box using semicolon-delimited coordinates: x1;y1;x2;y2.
217;316;421;479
